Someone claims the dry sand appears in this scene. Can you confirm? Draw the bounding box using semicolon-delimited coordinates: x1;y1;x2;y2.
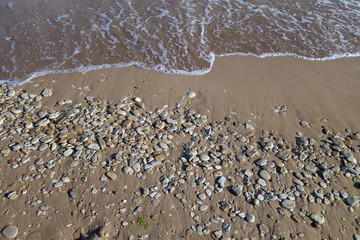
0;56;359;240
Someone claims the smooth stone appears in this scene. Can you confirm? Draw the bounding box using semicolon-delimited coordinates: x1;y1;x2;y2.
199;205;208;211
245;214;255;222
187;91;196;98
345;196;360;206
1;225;18;239
309;212;325;224
7;90;16;97
354;234;360;240
198;193;206;200
63;149;73;157
342;150;353;159
255;158;267;166
281;199;295;209
199;154;210;161
41;88;53;97
258;170;271;180
87;143;100;150
257;178;267;187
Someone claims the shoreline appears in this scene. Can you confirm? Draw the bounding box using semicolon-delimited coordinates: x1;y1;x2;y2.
0;55;359;240
2;53;360;87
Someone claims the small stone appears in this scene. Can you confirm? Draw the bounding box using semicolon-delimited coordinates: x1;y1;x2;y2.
68;189;78;198
87;143;100;150
7;90;16;97
281;199;295;209
258;170;271;180
345;196;360;207
353;234;360;240
309;212;325;224
230;185;243;196
218;176;226;188
122;120;133;129
245;214;255;222
41;88;53;97
1;225;18;239
199;205;208;212
106;172;117;180
187;91;196;98
63;149;73;157
255;158;267;166
199;154;210;161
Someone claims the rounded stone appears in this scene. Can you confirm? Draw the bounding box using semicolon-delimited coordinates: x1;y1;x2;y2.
309;213;325;224
255;158;267;166
245;214;255;222
258;170;271;180
1;225;18;239
187;91;196;98
281;199;295;209
7;90;16;97
199;205;208;212
199;154;210;161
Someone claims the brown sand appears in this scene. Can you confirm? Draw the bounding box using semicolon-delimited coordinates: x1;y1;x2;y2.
1;56;360;240
24;56;360;139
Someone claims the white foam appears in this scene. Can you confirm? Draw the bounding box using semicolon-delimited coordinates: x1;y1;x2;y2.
2;50;360;87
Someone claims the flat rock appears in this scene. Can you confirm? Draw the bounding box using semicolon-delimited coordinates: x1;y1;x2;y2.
187;91;196;98
41;88;53;97
87;143;100;150
309;212;325;224
106;172;117;180
281;199;295;209
1;225;18;239
255;158;267;166
230;185;243;196
345;196;360;206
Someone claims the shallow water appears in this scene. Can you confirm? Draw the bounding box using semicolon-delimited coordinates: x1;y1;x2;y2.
1;0;359;85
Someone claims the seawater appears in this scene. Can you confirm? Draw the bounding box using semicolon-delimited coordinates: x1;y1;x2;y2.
1;0;359;85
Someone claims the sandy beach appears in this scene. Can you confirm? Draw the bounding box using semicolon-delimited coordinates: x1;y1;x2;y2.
1;56;360;240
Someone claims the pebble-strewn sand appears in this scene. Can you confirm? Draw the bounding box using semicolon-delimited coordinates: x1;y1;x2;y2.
1;56;360;240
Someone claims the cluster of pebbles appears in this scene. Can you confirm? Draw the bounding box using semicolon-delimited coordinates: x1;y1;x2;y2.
0;84;359;240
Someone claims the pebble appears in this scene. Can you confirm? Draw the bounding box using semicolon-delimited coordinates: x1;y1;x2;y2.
309;212;325;224
245;214;255;222
230;185;243;196
345;196;360;207
354;234;360;240
187;91;196;98
255;158;267;166
1;225;18;239
281;199;295;209
41;88;53;97
259;170;271;180
218;176;226;188
106;172;117;180
199;154;210;161
199;205;208;211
